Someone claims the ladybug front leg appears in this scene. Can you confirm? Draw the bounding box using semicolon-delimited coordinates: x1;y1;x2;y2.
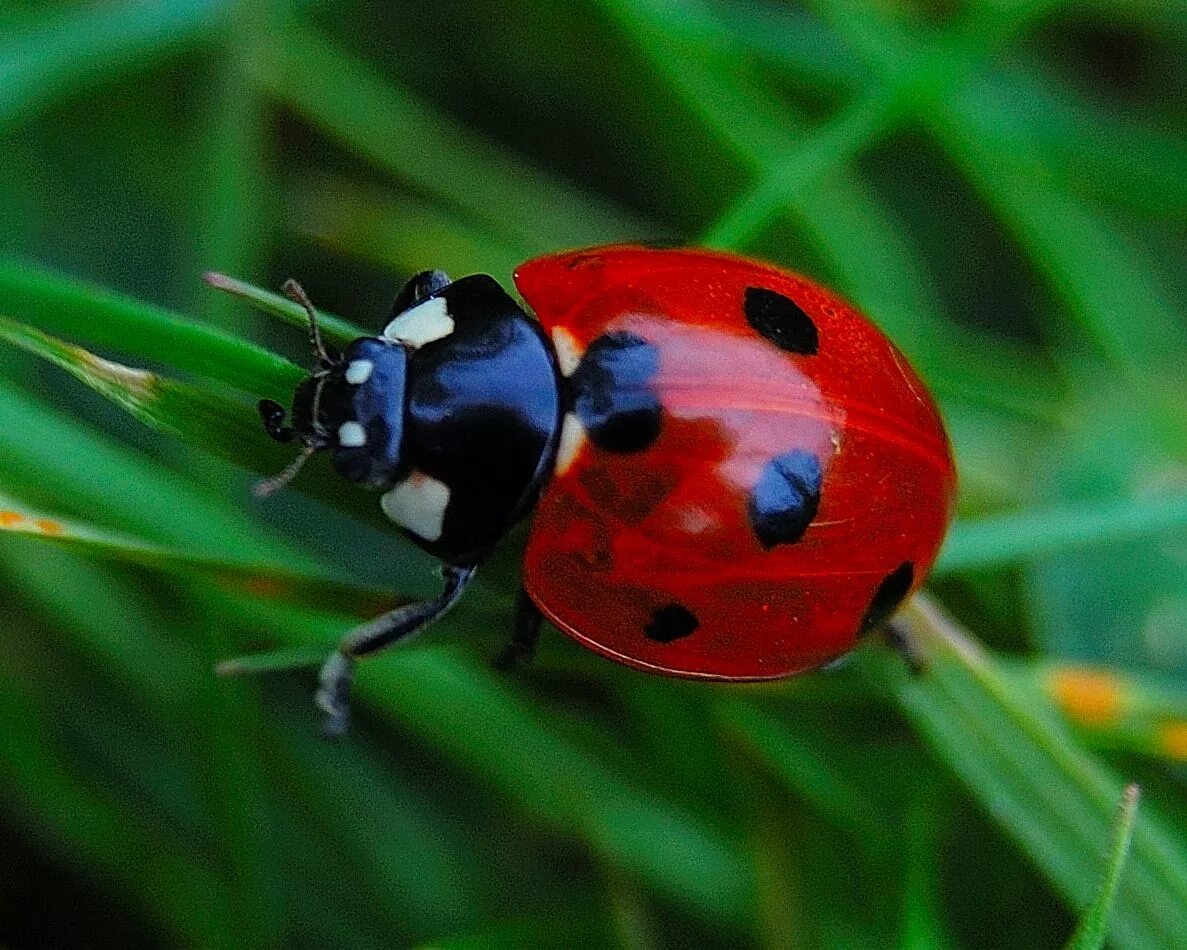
316;564;476;736
492;587;543;671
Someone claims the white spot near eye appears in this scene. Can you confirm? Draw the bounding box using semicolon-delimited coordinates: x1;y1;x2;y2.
337;421;367;447
551;327;583;377
345;359;374;385
383;296;455;348
380;471;451;541
554;413;587;476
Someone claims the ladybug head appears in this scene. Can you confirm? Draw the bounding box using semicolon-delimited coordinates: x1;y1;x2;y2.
254;281;408;497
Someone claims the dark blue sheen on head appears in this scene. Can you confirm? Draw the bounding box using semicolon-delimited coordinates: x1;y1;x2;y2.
748;449;823;547
330;337;407;486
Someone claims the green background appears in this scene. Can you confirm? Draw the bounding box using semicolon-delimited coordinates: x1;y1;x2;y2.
0;0;1185;947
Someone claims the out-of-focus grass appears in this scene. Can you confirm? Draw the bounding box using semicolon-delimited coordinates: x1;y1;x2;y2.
1;1;1185;947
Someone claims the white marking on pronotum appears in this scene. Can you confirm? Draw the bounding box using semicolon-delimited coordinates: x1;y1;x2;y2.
380;471;451;541
344;359;374;385
383;296;455;348
337;421;367;447
554;413;588;476
551;327;583;377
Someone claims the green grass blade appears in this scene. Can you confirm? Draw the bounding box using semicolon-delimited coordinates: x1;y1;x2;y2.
811;4;1187;376
718;700;889;847
887;595;1187;949
1066;784;1141;950
1005;661;1187;764
0;259;297;392
0;0;232;126
203;270;364;344
0;491;396;616
255;24;647;259
289;175;530;290
354;649;755;926
937;493;1187;576
0;312;279;451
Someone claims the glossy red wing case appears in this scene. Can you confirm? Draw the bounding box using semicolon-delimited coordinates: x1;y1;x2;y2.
515;245;956;679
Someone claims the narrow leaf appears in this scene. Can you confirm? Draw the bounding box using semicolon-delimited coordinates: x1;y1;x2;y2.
937;493;1187;576
203;271;364;346
1067;784;1142;950
885;595;1187;949
0;259;297;393
0;492;397;616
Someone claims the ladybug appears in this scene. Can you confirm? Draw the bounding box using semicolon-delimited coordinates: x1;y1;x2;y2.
254;245;956;734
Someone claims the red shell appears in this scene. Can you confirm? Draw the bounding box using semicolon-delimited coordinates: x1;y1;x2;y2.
514;245;956;679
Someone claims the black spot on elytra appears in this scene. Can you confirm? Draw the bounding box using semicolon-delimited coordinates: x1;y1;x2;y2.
570;332;662;453
744;287;819;355
858;562;914;637
748;450;822;547
644;604;700;643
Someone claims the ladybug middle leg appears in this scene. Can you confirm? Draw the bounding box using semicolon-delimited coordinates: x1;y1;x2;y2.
316;564;476;736
492;587;543;671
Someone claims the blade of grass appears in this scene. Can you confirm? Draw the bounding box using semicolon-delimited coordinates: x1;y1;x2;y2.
188;1;275;330
700;0;1061;248
0;491;397;616
902;783;954;950
937;492;1187;575
0;0;233;126
812;1;1187;377
0;664;235;947
254;24;648;258
717;700;890;848
0;258;298;392
1004;660;1187;764
884;594;1187;949
0;311;291;460
354;648;755;927
0;381;304;565
1067;784;1141;950
203;270;364;344
289;175;528;290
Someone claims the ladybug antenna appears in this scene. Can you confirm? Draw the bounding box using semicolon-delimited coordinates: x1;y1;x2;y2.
253;444;318;498
282;278;333;367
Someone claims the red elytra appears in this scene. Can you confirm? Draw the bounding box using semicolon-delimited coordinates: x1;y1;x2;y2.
514;245;956;679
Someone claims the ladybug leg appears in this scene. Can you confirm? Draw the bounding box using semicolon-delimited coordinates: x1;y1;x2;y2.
390;269;452;318
883;620;926;674
492;587;543;671
316;564;476;736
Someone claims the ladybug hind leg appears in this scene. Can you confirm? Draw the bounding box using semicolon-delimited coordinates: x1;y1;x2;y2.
492;586;543;671
316;564;476;736
883;620;927;675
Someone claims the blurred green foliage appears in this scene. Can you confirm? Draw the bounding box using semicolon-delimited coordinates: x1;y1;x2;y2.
1;0;1186;947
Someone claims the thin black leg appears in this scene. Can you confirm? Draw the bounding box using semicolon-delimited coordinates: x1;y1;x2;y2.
492;587;543;671
883;620;926;674
390;269;452;318
316;564;476;736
